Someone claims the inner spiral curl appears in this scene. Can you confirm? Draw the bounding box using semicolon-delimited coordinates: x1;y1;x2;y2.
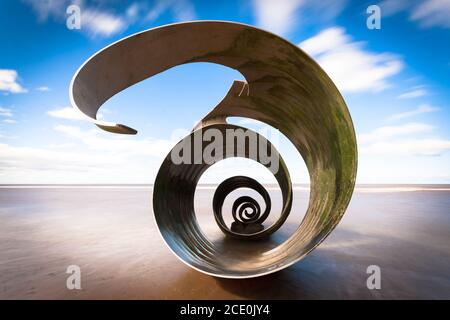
233;196;260;223
213;176;273;238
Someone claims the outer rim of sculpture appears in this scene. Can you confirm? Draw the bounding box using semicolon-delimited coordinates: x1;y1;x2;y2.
69;20;345;133
70;20;358;279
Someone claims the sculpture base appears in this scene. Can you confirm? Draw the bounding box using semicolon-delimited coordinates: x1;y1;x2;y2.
230;222;264;235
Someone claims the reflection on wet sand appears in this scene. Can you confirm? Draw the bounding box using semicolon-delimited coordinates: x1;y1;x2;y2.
0;186;449;299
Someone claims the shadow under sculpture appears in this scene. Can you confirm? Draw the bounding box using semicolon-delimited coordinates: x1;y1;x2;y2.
70;21;357;278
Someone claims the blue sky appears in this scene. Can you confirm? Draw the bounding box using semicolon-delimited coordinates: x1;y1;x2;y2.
0;0;449;184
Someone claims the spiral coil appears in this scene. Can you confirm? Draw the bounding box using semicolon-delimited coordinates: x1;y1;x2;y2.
70;21;357;278
214;176;272;236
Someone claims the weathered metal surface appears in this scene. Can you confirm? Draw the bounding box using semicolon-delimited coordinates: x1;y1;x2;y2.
70;21;357;278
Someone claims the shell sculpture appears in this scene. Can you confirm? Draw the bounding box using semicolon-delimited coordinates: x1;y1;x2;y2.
70;21;357;278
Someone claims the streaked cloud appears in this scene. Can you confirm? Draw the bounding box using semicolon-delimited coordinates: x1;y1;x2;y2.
0;142;116;168
3;119;17;124
0;124;175;183
358;122;450;156
25;0;126;37
47;107;86;121
300;27;347;56
0;107;13;117
378;0;409;16
25;0;196;38
386;104;440;121
411;0;450;29
146;0;196;22
252;0;304;35
126;2;141;20
397;88;427;99
23;0;72;21
24;1;119;38
252;0;346;35
0;141;122;183
358;122;433;144
360;138;450;156
47;106;108;121
36;86;51;92
81;9;126;37
0;69;27;94
170;0;196;21
299;27;403;92
54;125;172;157
379;0;450;29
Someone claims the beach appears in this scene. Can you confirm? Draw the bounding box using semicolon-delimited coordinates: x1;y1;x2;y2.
0;185;449;299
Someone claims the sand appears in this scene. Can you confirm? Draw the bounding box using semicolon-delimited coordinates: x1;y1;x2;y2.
0;185;449;299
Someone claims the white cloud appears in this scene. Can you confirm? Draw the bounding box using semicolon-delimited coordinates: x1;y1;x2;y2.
146;0;196;22
0;142;124;183
304;0;348;21
299;27;348;56
47;107;107;121
358;122;450;156
23;0;72;21
146;0;169;20
397;88;427;99
299;27;403;92
387;104;440;121
0;69;27;94
252;0;304;35
81;9;126;37
171;0;196;21
3;119;17;124
358;122;433;144
252;0;346;35
0;124;175;184
0;132;18;140
378;0;410;16
47;107;86;121
0;107;13;117
36;86;51;92
54;125;173;157
237;118;265;125
25;0;128;38
411;0;450;28
0;142;117;169
360;138;450;156
25;0;196;38
379;0;450;29
126;3;141;20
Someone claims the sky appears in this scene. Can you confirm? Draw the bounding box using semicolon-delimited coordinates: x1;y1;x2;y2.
0;0;449;184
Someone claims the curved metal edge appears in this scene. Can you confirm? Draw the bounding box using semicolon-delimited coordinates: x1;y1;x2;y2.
69;19;348;136
68;20;253;135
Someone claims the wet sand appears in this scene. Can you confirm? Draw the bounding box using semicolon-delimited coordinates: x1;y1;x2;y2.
0;185;449;299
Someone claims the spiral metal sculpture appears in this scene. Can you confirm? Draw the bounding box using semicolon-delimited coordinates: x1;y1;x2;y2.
70;21;357;278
